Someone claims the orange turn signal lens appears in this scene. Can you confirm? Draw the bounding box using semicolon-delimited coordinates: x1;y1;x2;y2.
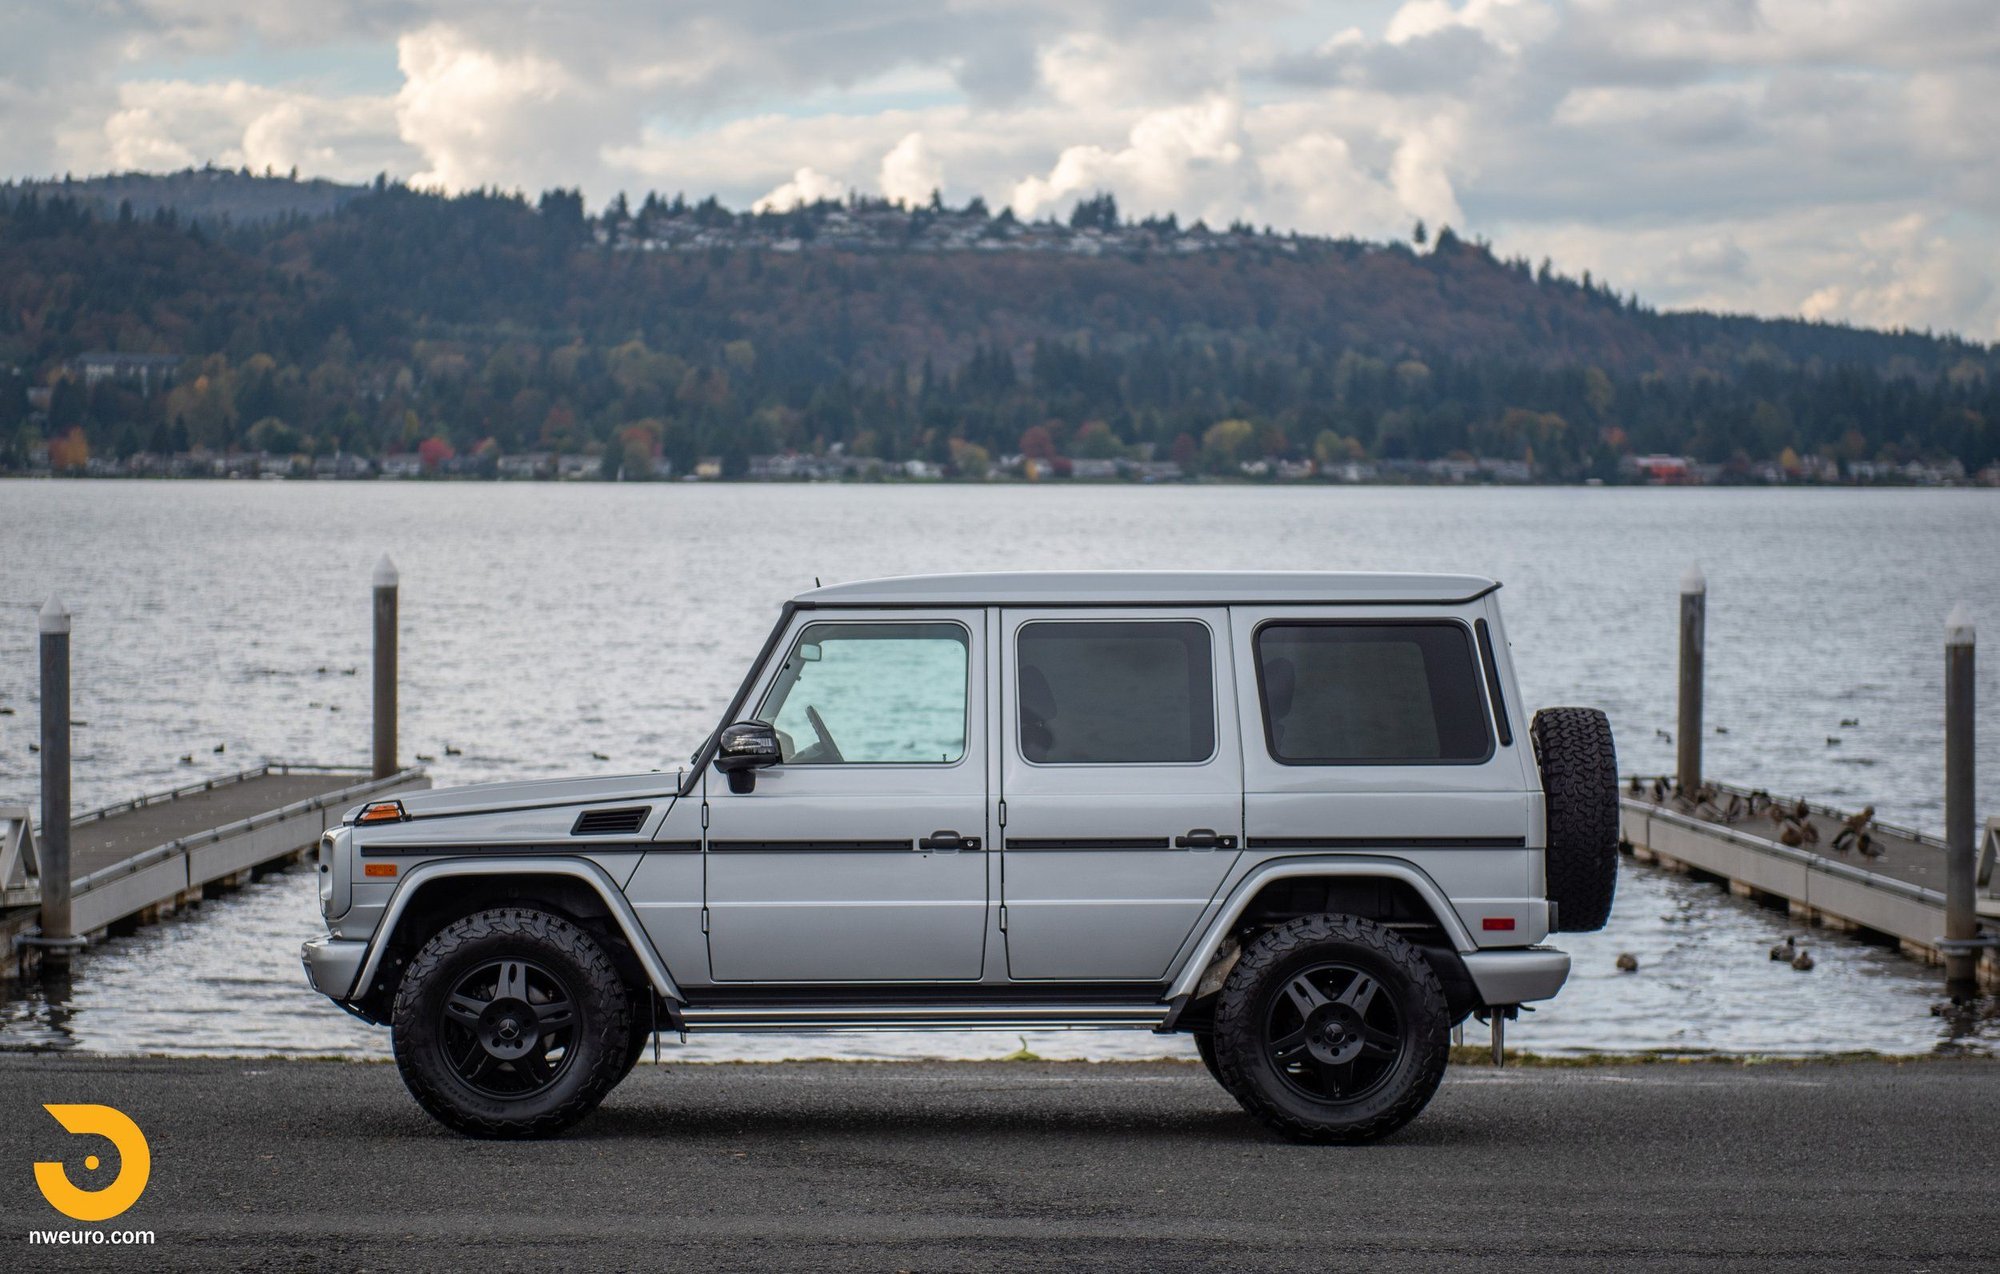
356;800;406;824
364;863;398;878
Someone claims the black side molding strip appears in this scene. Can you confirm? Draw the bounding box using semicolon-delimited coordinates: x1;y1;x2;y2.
1003;837;1173;851
1475;617;1514;748
360;840;663;858
1250;836;1529;850
708;839;913;853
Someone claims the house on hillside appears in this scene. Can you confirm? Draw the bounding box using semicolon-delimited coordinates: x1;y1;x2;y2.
67;352;183;395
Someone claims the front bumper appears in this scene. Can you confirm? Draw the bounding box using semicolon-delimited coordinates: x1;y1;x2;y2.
1461;946;1570;1007
301;934;368;1002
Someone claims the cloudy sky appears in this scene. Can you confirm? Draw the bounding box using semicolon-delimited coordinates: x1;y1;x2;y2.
5;1;1996;339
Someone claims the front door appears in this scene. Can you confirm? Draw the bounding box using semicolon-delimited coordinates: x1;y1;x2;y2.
999;609;1243;981
704;612;989;982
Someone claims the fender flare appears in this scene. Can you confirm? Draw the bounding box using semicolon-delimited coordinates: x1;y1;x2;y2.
1164;855;1478;1002
347;856;684;1005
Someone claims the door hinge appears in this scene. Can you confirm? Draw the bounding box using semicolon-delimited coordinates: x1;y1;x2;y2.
700;907;710;933
998;799;1007;828
998;905;1007;932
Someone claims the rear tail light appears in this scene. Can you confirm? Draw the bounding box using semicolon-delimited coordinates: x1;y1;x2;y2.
1482;917;1517;931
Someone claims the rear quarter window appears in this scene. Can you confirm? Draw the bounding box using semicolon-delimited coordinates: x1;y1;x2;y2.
1255;622;1492;764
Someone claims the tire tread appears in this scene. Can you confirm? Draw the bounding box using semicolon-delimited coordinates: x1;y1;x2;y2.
1212;914;1449;1144
392;907;633;1139
1534;706;1620;932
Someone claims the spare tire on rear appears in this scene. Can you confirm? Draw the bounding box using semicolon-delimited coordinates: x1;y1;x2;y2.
1533;707;1619;932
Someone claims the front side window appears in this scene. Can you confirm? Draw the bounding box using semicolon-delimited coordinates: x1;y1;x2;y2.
758;622;968;764
1016;620;1215;765
1256;622;1491;764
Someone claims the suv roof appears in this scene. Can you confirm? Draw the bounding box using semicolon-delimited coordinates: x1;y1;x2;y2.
793;570;1499;608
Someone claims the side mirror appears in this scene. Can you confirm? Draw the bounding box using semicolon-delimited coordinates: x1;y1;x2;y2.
714;720;781;793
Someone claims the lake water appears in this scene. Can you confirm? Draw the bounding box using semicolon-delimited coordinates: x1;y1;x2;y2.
1;481;1996;1059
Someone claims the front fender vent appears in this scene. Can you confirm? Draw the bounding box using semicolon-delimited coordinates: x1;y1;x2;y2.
571;806;651;836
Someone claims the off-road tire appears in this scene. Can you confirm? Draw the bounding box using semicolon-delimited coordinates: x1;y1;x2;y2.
1534;706;1620;931
1212;914;1449;1144
393;907;633;1139
1192;1030;1228;1088
619;1005;654;1080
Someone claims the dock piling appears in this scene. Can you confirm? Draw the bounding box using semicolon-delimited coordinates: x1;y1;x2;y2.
1678;565;1705;794
37;597;76;959
372;555;399;781
1943;604;1977;1000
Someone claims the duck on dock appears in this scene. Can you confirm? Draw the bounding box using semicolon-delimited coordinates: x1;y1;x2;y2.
1831;806;1875;854
1615;952;1639;972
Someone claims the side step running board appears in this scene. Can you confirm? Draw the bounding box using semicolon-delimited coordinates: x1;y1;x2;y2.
677;1004;1173;1031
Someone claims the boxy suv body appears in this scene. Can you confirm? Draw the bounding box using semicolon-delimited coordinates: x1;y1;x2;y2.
304;571;1618;1142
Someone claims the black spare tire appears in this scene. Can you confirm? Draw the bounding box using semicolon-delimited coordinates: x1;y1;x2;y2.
1533;706;1619;932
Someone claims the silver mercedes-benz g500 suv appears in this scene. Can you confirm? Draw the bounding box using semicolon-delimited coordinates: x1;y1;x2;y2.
304;571;1617;1142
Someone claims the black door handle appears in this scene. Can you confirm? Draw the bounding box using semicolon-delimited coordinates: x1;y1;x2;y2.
919;830;980;851
1175;829;1237;850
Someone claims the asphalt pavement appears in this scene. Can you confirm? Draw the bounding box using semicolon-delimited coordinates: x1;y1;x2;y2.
2;1054;1995;1271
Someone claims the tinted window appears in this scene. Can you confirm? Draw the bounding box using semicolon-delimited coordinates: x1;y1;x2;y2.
1256;623;1491;763
758;622;968;764
1017;621;1215;764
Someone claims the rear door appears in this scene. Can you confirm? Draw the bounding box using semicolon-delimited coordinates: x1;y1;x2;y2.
998;609;1242;981
1231;604;1544;943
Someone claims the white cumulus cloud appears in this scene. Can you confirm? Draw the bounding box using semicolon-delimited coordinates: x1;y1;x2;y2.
3;0;1996;338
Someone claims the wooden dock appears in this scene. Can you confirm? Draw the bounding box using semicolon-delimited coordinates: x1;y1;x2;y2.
2;762;428;970
1621;778;2000;988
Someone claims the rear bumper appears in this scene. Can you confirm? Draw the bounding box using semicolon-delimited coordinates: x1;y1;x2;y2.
301;934;367;1002
1461;946;1570;1007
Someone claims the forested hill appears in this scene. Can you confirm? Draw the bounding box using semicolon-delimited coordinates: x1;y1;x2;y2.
2;174;1995;480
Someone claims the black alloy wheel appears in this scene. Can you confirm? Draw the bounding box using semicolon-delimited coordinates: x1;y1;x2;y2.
392;907;636;1138
438;957;579;1099
1211;913;1450;1143
1260;962;1405;1103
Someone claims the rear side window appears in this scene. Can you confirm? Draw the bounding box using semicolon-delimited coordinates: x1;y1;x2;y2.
1255;623;1492;764
1017;620;1215;764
